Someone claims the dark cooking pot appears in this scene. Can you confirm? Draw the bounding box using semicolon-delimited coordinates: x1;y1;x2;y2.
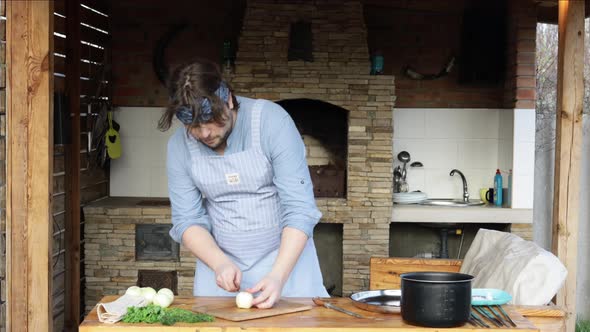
400;271;474;328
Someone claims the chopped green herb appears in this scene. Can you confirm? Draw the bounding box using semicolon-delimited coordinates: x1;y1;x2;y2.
160;307;215;326
122;304;214;326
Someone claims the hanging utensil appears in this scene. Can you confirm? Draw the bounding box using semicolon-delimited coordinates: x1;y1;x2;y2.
397;151;411;181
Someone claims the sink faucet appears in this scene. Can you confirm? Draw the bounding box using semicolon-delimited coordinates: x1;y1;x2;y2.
449;169;469;203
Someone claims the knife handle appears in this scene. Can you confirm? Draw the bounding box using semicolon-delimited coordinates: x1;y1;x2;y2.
312;297;326;306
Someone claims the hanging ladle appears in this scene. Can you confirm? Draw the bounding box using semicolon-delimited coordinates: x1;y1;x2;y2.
397;151;411;180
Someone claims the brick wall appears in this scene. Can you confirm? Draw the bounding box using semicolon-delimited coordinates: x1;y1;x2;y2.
110;0;536;110
110;0;244;106
504;0;537;109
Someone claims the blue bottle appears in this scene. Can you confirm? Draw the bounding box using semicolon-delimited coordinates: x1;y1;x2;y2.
494;169;503;207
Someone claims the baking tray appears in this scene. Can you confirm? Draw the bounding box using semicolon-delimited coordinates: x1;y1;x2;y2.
350;289;401;314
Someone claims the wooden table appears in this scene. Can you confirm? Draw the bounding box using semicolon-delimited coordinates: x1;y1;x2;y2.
80;296;565;332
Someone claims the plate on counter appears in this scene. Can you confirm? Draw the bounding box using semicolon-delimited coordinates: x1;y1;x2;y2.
350;289;401;314
393;192;427;204
472;288;512;306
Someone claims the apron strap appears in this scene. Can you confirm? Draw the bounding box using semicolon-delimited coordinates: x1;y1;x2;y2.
251;100;264;149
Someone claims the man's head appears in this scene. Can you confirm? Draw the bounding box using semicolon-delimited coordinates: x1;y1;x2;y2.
158;59;240;144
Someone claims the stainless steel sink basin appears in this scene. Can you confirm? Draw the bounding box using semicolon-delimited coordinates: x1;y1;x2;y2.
420;198;485;207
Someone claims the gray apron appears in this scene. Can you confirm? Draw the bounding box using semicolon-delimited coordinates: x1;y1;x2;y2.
185;99;328;297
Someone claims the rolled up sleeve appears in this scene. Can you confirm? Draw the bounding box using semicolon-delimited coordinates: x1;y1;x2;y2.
261;103;322;238
167;129;212;243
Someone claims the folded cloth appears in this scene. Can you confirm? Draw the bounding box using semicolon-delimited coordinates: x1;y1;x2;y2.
460;228;567;305
97;294;150;324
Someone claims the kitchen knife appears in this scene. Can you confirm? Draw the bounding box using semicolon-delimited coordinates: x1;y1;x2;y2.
312;297;366;319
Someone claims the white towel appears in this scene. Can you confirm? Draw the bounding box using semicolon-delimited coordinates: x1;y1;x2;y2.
96;294;150;324
460;228;567;305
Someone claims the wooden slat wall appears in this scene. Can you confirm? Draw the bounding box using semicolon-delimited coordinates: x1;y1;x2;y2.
53;0;110;330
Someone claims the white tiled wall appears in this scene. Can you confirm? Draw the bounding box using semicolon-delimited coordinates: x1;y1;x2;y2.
109;107;181;197
511;109;536;208
393;108;534;208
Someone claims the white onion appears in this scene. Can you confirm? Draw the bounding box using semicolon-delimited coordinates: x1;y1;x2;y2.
153;292;174;308
140;287;157;302
157;288;174;300
125;286;142;297
235;291;253;309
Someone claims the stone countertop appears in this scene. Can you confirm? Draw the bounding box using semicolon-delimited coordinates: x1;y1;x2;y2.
85;197;170;207
83;197;171;214
392;204;533;224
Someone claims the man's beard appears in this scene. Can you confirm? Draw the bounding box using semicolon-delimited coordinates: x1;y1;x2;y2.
206;112;234;151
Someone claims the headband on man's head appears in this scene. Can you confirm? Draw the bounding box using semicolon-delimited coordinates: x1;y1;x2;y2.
175;81;230;125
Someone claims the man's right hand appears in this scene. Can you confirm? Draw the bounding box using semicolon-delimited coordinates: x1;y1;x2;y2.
214;261;242;292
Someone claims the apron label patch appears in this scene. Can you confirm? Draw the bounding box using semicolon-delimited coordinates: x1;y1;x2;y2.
225;173;240;185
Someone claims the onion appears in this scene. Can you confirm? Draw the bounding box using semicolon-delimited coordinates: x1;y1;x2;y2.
125;286;142;297
153;292;173;308
235;291;253;309
157;288;174;300
140;287;157;302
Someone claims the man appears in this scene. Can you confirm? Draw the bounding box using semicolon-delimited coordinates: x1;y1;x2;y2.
158;59;328;308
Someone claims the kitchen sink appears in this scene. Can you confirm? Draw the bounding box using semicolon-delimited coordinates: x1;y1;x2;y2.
420;198;485;207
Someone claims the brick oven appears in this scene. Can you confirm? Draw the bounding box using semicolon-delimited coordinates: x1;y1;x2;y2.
229;0;395;295
83;0;394;310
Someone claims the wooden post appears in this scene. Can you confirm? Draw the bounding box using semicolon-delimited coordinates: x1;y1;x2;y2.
551;0;584;331
65;0;82;330
5;1;54;331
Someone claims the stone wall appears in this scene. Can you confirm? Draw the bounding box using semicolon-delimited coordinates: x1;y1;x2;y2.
83;203;195;312
228;0;394;295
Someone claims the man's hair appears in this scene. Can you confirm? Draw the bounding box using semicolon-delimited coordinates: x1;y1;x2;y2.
158;58;239;131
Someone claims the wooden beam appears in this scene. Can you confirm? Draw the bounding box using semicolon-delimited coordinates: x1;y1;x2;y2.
551;0;584;331
6;1;54;331
65;0;82;330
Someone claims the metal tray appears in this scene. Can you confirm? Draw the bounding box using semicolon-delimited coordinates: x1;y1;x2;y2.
350;289;401;314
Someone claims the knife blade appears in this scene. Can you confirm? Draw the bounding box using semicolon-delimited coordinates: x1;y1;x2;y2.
312;297;366;319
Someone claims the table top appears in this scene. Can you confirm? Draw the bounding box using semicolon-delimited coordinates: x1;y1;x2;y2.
79;296;553;332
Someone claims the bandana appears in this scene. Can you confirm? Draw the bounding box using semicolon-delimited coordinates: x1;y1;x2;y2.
175;81;230;125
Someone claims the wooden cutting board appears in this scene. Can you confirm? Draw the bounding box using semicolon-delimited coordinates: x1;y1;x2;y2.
193;298;312;321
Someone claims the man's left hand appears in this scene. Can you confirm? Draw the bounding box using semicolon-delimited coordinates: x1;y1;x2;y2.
247;274;284;309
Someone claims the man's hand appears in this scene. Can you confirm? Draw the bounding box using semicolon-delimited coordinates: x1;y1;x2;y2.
247;274;285;309
214;261;242;292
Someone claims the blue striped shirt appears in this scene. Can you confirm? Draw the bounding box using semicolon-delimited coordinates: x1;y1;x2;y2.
167;96;322;244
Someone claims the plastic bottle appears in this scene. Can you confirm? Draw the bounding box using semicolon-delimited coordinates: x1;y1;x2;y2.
507;169;512;208
494;169;503;207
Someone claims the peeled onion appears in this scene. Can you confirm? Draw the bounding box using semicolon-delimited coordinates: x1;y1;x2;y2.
140;287;157;302
236;291;253;309
125;286;142;297
157;288;174;300
153;292;174;308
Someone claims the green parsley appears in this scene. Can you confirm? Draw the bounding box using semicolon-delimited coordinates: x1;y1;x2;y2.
122;304;214;326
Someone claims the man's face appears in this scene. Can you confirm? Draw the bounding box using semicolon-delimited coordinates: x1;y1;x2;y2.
188;107;235;152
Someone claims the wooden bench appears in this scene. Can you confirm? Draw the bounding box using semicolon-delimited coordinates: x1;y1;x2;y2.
369;257;566;332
